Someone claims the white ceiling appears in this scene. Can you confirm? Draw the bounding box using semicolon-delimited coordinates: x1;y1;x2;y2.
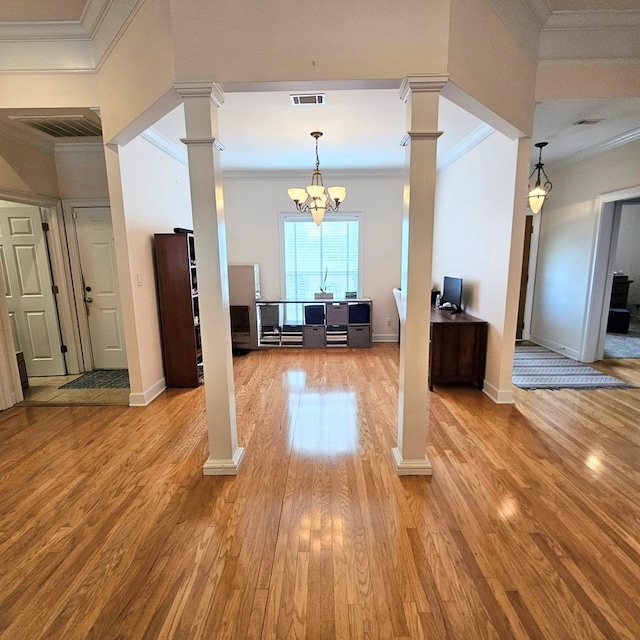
1;0;639;172
150;90;490;172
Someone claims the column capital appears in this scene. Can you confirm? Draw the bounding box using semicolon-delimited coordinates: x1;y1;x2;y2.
400;74;449;102
180;137;226;150
174;81;225;108
400;131;443;147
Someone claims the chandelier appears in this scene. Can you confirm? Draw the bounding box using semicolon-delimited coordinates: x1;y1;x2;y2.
528;141;552;214
287;131;346;226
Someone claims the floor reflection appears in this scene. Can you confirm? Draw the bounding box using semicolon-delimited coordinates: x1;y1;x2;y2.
284;370;358;456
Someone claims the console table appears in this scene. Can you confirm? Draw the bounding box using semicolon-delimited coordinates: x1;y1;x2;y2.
429;307;487;390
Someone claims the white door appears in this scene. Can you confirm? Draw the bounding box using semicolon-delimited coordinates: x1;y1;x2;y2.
0;206;66;376
74;207;127;369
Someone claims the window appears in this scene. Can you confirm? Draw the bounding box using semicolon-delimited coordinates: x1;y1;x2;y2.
281;214;362;321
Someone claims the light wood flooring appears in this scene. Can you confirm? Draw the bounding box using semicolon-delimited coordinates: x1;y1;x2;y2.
1;344;639;639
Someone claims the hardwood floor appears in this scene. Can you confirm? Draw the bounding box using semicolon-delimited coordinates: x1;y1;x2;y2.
1;344;639;639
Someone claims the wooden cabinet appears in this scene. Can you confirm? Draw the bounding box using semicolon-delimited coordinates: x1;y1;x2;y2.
154;233;202;388
429;307;487;390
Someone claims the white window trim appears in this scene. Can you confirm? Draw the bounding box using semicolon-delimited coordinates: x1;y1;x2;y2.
279;211;365;300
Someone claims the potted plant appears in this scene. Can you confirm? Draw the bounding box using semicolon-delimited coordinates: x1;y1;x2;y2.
314;268;333;299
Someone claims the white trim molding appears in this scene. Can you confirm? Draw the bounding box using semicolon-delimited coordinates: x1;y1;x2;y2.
128;377;166;407
141;128;188;166
559;127;640;167
391;448;433;476
437;124;495;173
203;447;246;476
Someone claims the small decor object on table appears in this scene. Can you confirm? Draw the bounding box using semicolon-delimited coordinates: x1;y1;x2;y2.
314;268;333;299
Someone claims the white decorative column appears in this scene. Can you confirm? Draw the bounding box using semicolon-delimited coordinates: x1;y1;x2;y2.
175;81;245;475
392;74;447;475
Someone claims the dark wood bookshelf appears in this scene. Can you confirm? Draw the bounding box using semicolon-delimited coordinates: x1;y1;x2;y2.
154;233;202;387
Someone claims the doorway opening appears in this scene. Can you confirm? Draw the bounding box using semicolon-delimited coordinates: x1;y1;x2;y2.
0;197;129;406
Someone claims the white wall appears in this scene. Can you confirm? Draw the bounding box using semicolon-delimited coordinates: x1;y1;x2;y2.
222;171;404;340
116;134;192;402
530;139;640;358
434;130;521;400
614;203;640;314
55;144;109;199
0;132;58;199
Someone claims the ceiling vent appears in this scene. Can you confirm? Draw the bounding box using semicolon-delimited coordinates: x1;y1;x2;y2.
8;115;102;137
573;118;604;126
290;94;326;106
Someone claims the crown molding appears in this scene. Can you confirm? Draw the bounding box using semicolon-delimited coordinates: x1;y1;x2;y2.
437;124;495;173
557;126;640;167
544;10;640;31
0;0;112;41
141;128;188;166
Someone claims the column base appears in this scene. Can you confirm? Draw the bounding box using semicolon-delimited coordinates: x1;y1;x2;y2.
202;447;245;476
392;447;433;476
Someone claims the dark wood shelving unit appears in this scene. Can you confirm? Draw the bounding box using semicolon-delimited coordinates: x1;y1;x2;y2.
154;233;202;388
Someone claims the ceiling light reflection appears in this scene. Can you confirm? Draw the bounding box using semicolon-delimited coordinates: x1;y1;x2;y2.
288;389;358;456
586;453;602;473
499;497;519;522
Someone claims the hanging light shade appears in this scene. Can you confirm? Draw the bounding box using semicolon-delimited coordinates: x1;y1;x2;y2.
528;142;552;214
287;131;346;226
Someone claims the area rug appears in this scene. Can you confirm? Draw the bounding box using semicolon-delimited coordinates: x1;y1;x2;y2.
604;316;640;359
59;369;130;389
513;345;633;390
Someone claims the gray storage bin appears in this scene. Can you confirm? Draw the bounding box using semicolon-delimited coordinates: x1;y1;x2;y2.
304;325;326;348
326;302;349;325
348;325;371;348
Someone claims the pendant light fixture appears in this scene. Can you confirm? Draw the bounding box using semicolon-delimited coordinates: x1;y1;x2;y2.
287;131;346;226
528;142;553;214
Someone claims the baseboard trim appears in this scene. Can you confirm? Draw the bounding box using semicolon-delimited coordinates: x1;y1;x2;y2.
391;447;433;476
203;447;246;476
373;333;399;343
528;335;580;361
483;380;515;405
129;377;166;407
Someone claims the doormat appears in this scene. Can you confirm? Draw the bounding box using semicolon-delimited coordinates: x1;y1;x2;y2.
513;345;633;390
59;369;130;389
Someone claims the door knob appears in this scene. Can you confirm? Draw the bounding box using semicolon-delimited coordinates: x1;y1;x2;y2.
84;296;93;303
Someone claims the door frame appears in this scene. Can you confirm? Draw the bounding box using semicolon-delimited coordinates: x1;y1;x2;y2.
62;199;112;371
582;185;640;362
0;189;83;405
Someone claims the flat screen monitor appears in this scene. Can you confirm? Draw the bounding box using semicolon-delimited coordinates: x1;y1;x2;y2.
441;276;463;309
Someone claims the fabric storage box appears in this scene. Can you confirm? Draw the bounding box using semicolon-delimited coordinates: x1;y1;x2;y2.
304;304;325;325
304;325;326;348
348;325;371;348
326;302;349;325
348;302;370;324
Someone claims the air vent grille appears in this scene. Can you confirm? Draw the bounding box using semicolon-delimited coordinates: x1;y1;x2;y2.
8;115;102;138
573;119;604;126
290;94;326;106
